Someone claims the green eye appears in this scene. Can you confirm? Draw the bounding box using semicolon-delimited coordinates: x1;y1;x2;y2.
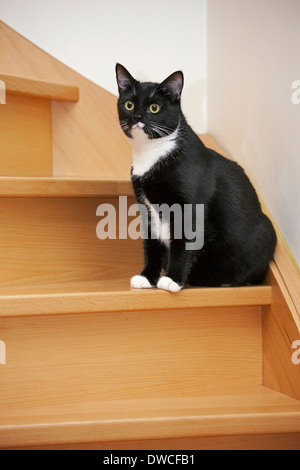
125;101;134;111
149;104;160;114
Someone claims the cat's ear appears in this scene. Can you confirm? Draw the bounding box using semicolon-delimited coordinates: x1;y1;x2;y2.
159;71;184;102
116;63;136;94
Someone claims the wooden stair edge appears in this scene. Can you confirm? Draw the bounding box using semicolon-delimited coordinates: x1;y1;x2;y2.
0;176;133;197
1;387;300;449
0;72;79;102
268;224;300;327
0;285;271;319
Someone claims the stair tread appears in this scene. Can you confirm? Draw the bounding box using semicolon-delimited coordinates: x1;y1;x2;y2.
0;73;79;102
0;176;133;197
0;278;271;318
1;387;300;448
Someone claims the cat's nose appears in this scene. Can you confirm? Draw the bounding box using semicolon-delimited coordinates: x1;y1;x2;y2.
135;114;142;120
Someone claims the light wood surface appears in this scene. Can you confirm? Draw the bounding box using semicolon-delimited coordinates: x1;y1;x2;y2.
0;387;300;449
0;20;132;178
0;282;271;318
263;263;300;400
272;230;300;322
260;200;300;329
0;176;133;197
0;196;142;288
0;73;79;102
17;433;300;450
0;134;217;196
0;307;262;410
0;195;271;315
0;94;52;176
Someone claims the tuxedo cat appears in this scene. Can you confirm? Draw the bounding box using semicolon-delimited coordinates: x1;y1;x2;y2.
116;64;277;292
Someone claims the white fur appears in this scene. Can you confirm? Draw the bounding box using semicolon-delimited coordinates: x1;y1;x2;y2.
144;197;170;247
130;123;180;291
131;275;153;289
130;125;178;177
157;276;182;293
132;122;145;129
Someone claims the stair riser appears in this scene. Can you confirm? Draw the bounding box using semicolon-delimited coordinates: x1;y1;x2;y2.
0;306;262;413
0;196;142;288
0;95;52;176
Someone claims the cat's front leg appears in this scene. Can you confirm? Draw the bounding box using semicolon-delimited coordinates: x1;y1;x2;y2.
131;239;168;289
157;239;195;292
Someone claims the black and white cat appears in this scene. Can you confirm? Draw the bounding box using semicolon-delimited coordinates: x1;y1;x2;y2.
116;64;277;292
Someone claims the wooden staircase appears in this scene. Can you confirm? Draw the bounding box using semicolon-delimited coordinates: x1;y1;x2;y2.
0;21;300;450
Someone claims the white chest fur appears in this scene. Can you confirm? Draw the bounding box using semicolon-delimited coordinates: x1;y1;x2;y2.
130;126;178;177
144;197;170;247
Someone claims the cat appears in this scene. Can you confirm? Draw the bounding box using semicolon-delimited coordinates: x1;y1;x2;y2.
116;63;277;292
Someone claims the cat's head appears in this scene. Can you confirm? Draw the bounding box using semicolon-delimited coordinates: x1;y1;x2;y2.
116;64;183;141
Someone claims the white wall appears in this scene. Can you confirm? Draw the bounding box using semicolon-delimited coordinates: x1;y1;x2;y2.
207;0;300;268
0;0;207;133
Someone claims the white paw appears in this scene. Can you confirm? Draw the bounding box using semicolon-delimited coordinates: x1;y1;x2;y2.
157;276;182;293
131;275;153;289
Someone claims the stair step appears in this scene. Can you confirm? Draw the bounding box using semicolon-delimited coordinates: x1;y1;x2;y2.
0;74;79;177
0;73;79;102
0;16;298;449
0;279;271;318
0;300;265;447
1;387;300;449
0;176;132;197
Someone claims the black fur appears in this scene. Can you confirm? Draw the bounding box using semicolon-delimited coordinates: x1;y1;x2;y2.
116;64;277;288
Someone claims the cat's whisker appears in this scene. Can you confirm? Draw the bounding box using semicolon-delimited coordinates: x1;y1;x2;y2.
148;121;174;131
150;125;171;137
120;121;130;131
147;127;155;139
152;123;174;132
150;126;165;137
156;127;174;135
148;122;174;137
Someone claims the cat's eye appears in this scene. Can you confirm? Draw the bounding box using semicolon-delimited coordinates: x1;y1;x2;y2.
149;104;160;114
125;101;135;111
